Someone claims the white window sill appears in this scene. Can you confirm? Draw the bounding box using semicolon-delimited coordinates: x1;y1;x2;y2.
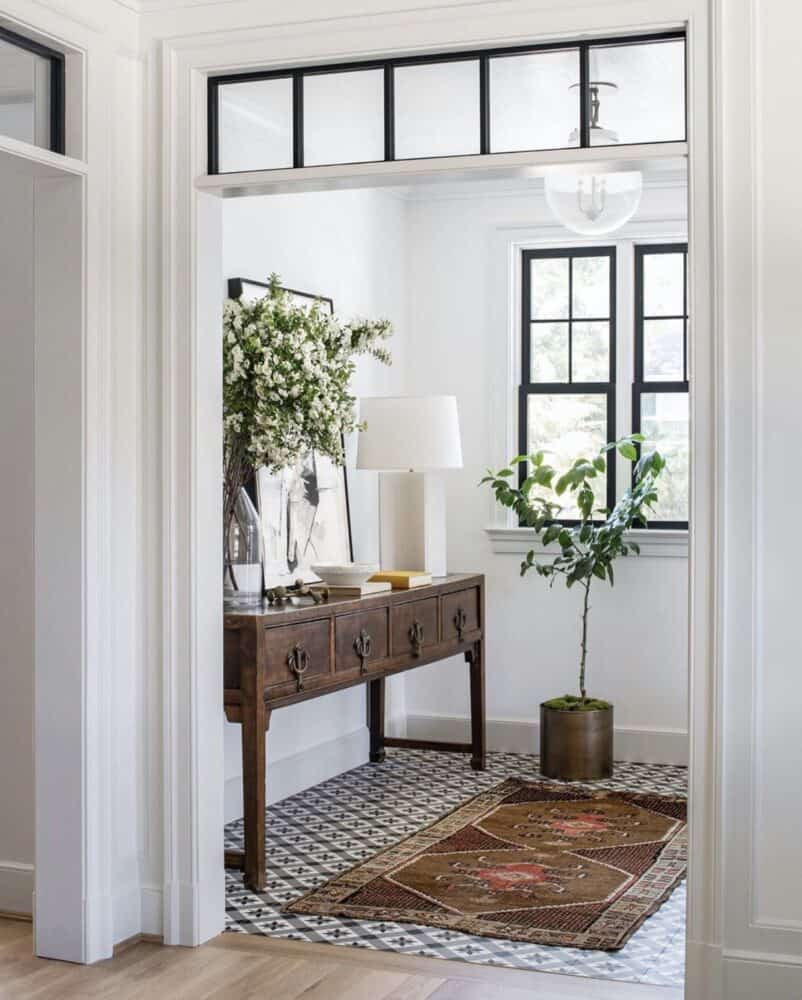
485;526;689;559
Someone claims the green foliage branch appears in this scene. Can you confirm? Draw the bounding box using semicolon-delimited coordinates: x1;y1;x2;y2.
480;435;666;705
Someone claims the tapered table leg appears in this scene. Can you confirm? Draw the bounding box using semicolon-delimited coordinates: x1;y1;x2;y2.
242;693;270;892
367;677;386;763
468;640;486;771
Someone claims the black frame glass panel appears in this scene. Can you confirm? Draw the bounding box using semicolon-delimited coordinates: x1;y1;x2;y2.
520;246;617;522
0;25;64;154
633;242;689;529
207;30;686;175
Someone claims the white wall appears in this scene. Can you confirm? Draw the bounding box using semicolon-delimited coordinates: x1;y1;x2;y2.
401;180;689;763
221;187;409;820
0;165;35;915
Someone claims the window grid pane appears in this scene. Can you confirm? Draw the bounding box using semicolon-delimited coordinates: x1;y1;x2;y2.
634;243;689;527
521;247;616;519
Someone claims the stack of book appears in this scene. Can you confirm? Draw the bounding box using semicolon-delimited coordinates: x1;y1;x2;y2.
321;580;392;598
368;570;433;590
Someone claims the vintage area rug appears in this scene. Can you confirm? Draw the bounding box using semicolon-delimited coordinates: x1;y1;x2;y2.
285;777;686;951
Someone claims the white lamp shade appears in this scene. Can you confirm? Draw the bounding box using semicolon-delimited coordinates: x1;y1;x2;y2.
357;395;463;471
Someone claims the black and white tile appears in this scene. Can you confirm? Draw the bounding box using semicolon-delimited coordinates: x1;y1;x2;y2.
225;750;687;987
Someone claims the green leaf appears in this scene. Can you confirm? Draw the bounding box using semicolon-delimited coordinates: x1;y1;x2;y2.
593;456;606;473
618;442;638;461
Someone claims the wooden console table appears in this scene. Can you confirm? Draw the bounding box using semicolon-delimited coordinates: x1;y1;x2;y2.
224;573;485;891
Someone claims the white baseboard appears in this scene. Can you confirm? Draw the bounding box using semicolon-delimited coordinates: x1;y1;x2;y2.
405;712;688;766
224;725;370;824
722;950;802;1000
0;860;33;916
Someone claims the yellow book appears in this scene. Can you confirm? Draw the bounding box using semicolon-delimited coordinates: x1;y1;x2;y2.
369;570;433;589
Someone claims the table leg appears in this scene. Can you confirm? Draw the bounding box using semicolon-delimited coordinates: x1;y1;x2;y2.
367;677;386;763
468;640;486;771
242;697;270;892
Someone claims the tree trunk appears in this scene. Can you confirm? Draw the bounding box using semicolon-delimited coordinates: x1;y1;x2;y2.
579;578;592;702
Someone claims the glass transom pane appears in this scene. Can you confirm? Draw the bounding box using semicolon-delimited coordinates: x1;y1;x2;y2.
644;319;684;380
572;256;610;318
527;393;608;518
572;322;609;382
303;69;384;166
489;49;579;153
394;60;480;159
0;37;51;149
218;77;294;173
643;252;685;316
588;39;686;146
640;392;689;522
531;323;569;383
530;257;569;319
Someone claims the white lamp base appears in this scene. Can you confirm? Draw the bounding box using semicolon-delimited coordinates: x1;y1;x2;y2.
378;471;448;577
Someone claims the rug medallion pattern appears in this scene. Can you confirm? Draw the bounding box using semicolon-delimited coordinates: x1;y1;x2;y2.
286;778;686;951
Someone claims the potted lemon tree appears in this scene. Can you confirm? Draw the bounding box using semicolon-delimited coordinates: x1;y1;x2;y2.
481;435;666;780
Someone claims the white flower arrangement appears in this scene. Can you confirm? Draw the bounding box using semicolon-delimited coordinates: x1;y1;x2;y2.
223;274;392;540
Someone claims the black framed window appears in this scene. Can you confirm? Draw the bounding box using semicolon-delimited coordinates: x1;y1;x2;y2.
520;247;616;520
633;244;689;528
0;26;64;154
207;31;685;175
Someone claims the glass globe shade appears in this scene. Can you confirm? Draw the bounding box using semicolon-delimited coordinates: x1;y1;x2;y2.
544;169;643;236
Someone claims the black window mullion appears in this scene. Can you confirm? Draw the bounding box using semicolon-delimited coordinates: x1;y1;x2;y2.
384;64;395;161
578;42;591;148
293;72;304;168
682;248;688;382
567;256;574;383
479;56;490;155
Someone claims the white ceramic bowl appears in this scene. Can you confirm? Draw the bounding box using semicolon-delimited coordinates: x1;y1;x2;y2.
311;562;379;588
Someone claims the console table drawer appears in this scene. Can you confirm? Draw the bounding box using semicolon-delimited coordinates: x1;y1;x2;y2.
335;608;389;675
264;619;331;692
442;587;481;642
392;597;438;657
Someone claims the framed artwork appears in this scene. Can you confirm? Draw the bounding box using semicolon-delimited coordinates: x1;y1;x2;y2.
227;276;334;314
227;277;352;586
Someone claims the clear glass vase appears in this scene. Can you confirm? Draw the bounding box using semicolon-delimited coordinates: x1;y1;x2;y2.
224;487;263;606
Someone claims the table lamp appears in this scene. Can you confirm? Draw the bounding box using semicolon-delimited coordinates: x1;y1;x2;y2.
356;395;463;577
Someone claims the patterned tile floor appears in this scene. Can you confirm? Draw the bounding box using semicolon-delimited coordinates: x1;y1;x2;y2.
225;750;687;988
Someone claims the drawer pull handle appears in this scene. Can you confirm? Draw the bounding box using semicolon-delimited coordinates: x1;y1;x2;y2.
354;629;372;675
287;643;310;692
408;620;424;656
454;607;467;640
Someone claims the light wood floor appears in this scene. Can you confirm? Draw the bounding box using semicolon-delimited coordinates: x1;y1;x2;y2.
0;918;682;999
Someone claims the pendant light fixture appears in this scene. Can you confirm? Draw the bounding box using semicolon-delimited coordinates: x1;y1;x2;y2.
544;81;643;235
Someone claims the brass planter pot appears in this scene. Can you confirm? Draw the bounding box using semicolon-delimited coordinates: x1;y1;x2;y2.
540;703;613;781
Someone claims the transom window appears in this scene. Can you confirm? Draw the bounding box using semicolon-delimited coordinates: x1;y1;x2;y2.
520;247;617;519
208;31;686;174
0;26;64;154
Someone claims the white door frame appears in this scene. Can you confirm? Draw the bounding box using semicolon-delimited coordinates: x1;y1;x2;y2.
158;0;721;992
